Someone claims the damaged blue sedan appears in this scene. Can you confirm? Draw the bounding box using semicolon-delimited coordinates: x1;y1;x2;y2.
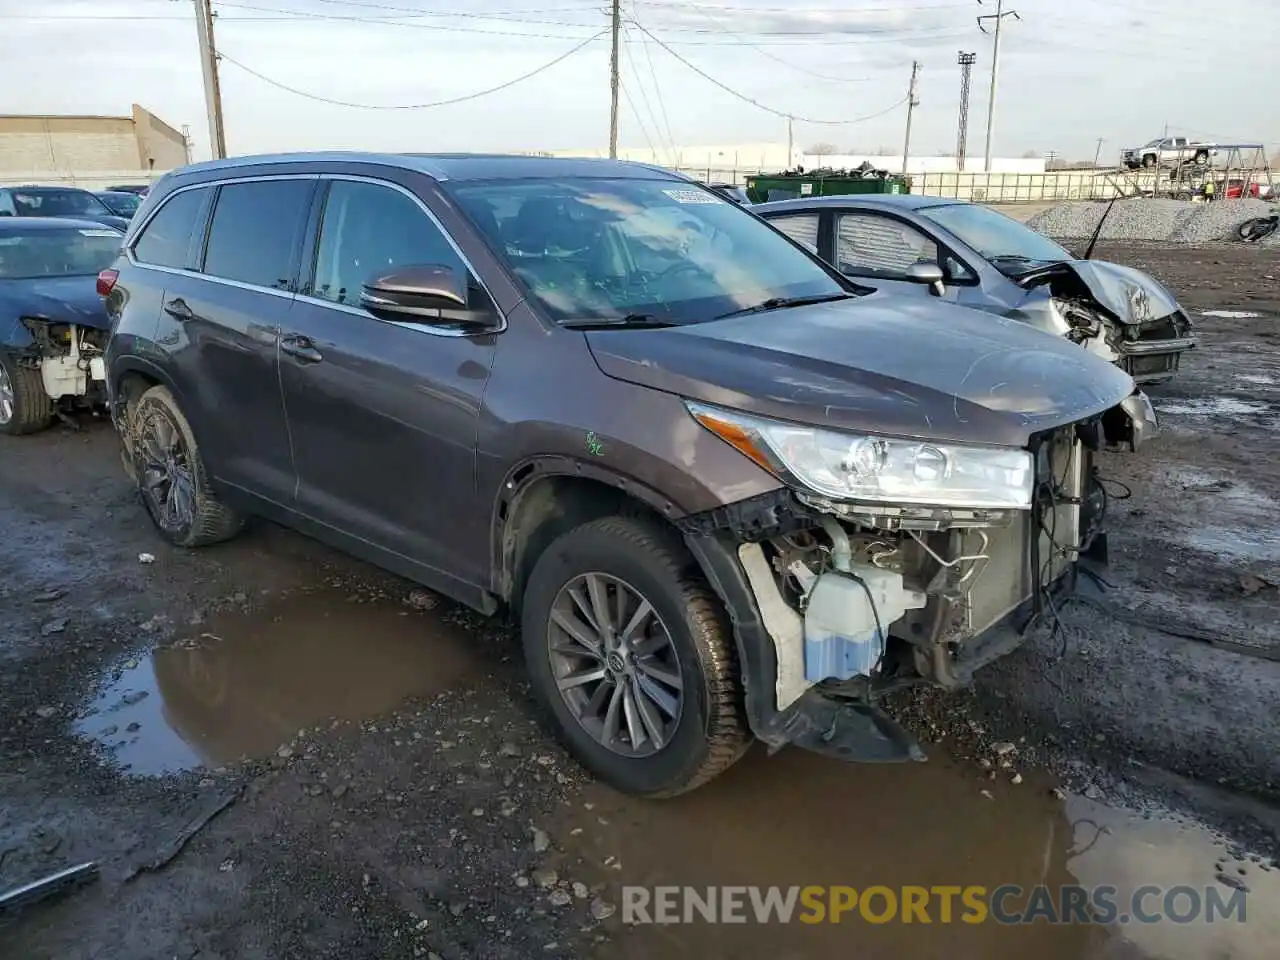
0;218;122;434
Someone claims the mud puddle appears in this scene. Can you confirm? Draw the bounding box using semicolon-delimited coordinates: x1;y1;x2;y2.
76;590;478;774
565;749;1278;959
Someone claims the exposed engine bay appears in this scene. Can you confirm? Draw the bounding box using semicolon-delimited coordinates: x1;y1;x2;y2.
19;319;108;408
688;424;1106;717
1013;262;1195;385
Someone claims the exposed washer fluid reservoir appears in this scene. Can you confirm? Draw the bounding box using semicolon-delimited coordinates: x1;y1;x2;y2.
803;566;927;681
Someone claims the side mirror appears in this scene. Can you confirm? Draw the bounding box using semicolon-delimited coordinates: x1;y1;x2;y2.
905;261;946;296
360;264;485;326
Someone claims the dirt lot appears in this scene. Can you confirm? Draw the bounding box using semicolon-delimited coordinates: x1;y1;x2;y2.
2;241;1279;959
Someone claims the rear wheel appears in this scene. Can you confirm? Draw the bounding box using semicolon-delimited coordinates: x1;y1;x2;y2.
128;384;242;547
521;516;750;797
0;352;53;436
1142;153;1157;168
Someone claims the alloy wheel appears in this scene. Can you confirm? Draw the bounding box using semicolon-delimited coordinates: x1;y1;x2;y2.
546;572;684;757
0;363;13;425
137;406;197;533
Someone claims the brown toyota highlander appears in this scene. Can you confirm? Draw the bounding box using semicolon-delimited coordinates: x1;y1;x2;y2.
103;153;1142;797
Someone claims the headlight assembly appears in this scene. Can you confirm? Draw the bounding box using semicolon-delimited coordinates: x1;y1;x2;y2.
687;401;1034;510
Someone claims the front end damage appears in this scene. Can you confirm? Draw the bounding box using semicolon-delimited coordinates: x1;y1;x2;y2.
16;319;108;411
680;424;1106;764
1013;261;1195;386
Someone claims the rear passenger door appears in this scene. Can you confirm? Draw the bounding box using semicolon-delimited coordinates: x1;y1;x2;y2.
155;176;315;505
279;177;498;588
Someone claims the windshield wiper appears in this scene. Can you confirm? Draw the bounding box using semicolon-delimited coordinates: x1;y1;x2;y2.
713;292;854;321
560;313;679;330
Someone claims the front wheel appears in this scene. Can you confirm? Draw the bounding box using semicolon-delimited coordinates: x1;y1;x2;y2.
521;516;750;797
0;352;53;436
128;384;243;547
1142;154;1157;168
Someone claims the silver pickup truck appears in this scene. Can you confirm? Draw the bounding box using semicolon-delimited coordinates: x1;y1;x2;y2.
1122;136;1215;169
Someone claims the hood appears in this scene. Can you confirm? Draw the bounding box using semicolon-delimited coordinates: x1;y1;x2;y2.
586;292;1135;449
0;275;112;340
1012;259;1182;327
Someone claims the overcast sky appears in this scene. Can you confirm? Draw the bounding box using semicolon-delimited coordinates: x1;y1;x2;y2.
1;0;1274;165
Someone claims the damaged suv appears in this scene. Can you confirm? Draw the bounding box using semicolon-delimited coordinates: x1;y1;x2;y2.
756;195;1196;385
105;154;1138;796
0;218;121;434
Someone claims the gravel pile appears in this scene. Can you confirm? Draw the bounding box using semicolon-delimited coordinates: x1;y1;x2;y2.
1026;197;1277;244
1170;198;1276;243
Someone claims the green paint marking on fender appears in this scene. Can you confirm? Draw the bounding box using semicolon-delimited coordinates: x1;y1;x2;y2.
585;431;605;456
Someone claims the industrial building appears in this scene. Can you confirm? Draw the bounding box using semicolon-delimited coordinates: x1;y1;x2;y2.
0;104;188;177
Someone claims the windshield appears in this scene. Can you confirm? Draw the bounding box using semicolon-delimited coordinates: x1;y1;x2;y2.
10;189;110;218
97;192;141;217
447;177;846;324
919;203;1072;265
0;228;121;279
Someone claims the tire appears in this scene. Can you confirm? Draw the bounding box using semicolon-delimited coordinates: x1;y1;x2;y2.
1237;217;1279;243
127;384;242;547
1194;150;1209;165
0;352;53;436
1142;154;1156;168
520;516;750;797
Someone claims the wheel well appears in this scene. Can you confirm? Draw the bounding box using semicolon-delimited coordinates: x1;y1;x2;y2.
116;370;160;413
501;475;687;618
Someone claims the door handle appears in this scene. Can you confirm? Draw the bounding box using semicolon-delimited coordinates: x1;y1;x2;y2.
280;333;323;364
163;297;194;322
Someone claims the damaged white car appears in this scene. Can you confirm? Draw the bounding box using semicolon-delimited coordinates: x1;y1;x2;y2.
0;218;121;434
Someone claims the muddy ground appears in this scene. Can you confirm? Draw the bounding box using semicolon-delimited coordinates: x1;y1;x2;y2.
2;241;1278;959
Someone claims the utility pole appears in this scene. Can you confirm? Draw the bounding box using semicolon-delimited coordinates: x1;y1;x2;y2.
901;61;920;175
1094;137;1105;167
977;0;1019;172
193;0;226;159
956;51;976;171
608;0;621;158
786;116;793;169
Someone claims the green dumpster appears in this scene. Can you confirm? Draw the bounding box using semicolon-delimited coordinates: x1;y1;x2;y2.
744;171;911;204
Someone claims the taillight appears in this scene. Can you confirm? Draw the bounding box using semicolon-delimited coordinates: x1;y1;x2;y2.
96;269;119;297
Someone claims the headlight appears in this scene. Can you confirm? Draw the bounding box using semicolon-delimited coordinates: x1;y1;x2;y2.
687;401;1033;509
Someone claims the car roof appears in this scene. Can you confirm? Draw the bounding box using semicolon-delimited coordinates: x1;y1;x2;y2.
2;184;96;195
0;216;118;233
173;151;686;183
754;194;966;214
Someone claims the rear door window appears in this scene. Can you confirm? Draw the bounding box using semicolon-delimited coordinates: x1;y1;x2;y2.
310;179;472;308
132;187;210;269
203;179;313;290
835;212;939;280
767;213;821;254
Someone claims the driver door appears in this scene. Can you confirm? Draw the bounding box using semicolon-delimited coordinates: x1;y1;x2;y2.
278;176;498;588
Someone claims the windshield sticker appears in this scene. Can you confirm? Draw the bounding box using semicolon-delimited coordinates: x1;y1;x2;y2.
79;229;122;237
662;188;722;205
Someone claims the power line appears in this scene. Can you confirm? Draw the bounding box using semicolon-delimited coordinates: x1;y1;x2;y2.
621;31;673;163
619;84;660;159
627;19;907;126
217;31;605;109
666;0;880;83
631;13;678;156
215;0;604;31
634;0;971;13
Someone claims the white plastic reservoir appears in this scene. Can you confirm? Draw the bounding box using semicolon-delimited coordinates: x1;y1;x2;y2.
803;566;927;681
